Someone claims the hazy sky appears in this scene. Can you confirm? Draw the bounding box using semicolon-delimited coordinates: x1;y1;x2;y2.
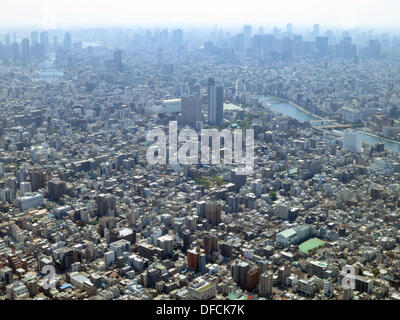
1;0;399;31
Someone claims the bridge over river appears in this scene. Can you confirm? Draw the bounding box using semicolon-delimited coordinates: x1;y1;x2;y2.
309;120;361;130
258;94;400;152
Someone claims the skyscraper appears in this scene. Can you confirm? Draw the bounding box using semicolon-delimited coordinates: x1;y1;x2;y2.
53;36;58;50
181;95;202;126
368;40;381;59
11;35;19;60
48;179;66;202
313;24;320;37
40;31;49;49
343;130;362;153
282;38;293;59
157;47;163;66
114;50;122;72
31;42;45;59
243;25;252;50
63;32;71;51
207;78;223;125
30;31;38;45
205;202;222;225
4;34;10;47
243;25;252;39
278;202;291;220
316;36;329;57
96;193;117;217
172;29;183;45
21;39;30;61
337;37;357;59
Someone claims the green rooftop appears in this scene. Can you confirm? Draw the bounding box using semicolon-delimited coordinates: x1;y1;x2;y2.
198;283;214;293
299;238;325;254
279;228;297;238
227;293;247;300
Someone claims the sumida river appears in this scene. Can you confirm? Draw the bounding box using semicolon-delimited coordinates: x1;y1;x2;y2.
258;95;400;153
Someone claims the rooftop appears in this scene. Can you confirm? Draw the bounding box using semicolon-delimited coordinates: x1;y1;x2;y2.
299;238;326;254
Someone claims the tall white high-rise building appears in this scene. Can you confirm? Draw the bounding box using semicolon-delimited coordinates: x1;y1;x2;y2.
278;202;291;220
243;25;252;38
20;182;31;194
207;78;223;125
313;24;320;36
343;130;362;153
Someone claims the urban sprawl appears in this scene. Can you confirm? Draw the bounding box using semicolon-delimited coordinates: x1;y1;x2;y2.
0;24;400;300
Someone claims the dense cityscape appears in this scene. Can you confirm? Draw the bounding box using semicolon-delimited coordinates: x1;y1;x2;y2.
1;18;400;302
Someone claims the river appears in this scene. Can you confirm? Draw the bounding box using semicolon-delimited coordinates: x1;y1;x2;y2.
258;95;400;153
33;53;64;83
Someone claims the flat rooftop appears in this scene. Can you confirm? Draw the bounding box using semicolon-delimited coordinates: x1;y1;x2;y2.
299;238;325;254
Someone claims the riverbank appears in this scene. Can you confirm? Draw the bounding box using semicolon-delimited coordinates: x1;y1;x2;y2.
261;95;324;120
287;101;324;120
357;130;400;145
258;94;400;153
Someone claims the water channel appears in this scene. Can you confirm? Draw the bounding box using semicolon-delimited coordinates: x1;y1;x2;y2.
258;95;400;153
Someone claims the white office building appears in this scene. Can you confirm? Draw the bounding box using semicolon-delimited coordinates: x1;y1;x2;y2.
188;277;216;300
343;130;362;153
278;202;291;220
110;239;130;258
16;193;43;211
276;225;314;247
20;182;32;194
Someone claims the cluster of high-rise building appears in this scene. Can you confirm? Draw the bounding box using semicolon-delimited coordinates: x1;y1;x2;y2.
0;31;72;62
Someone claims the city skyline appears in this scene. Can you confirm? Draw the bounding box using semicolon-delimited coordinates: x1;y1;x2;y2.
1;0;400;32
